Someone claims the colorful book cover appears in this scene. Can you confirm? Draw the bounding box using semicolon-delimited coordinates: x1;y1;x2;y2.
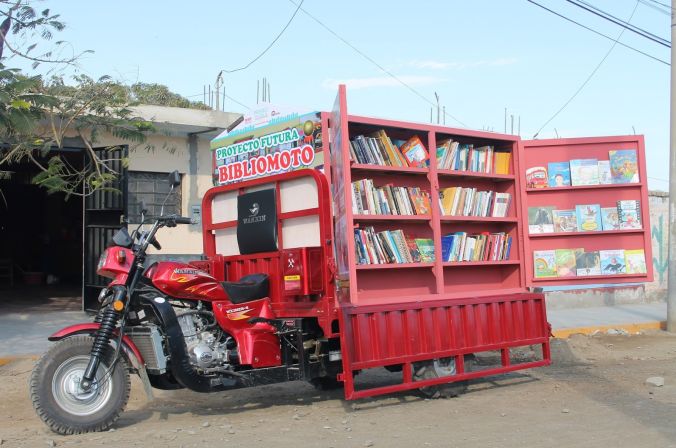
525;166;548;189
609;149;639;184
597;160;612;184
415;238;435;262
533;250;557;278
575;204;602;232
569;159;600;186
547;162;571;187
617;200;642;229
576;251;601;276
600;249;626;275
625;249;647;274
555;249;578;277
528;206;555;234
601;207;620;230
406;237;422;263
441;234;454;262
399;135;429;168
552;209;577;232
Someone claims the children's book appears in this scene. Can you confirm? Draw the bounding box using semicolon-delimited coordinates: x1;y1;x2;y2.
624;249;647;274
533;250;557;278
415;238;435;262
575;251;601;276
617;200;642;229
600;207;620;231
575;204;602;232
569;159;600;186
547;162;571;187
528;206;555;234
600;249;625;275
399;136;429;168
597;160;612;184
525;166;548;189
552;209;577;232
555;249;578;277
609;149;639;184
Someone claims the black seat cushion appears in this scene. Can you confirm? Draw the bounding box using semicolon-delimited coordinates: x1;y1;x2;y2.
221;273;269;304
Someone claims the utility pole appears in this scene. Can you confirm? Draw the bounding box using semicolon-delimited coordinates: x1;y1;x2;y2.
667;0;676;331
215;71;223;112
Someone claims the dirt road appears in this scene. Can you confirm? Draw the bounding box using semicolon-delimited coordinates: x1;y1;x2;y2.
2;332;676;447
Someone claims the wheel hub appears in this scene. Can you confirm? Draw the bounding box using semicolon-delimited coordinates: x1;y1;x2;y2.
52;355;114;416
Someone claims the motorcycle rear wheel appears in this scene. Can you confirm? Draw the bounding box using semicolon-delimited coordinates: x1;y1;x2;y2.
29;335;130;435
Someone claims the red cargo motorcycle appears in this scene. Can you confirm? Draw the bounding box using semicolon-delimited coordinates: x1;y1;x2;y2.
29;171;343;435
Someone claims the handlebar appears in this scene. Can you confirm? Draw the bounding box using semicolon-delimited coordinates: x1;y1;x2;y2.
174;216;193;225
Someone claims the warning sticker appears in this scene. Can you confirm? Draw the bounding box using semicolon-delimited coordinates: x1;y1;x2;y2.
284;275;301;291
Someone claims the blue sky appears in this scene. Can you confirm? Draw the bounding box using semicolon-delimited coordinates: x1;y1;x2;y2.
9;0;670;189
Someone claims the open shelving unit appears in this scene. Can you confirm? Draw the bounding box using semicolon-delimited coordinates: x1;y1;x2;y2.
520;136;653;286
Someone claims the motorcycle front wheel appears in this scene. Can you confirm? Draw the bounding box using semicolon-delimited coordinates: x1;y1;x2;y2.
29;335;130;435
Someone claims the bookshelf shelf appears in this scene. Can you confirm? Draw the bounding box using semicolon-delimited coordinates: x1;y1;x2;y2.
350;163;429;175
525;183;642;193
356;262;435;270
528;229;644;238
441;216;518;223
353;214;431;222
442;260;520;267
437;169;514;182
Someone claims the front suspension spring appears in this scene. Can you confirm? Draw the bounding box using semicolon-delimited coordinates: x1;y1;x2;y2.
91;306;121;358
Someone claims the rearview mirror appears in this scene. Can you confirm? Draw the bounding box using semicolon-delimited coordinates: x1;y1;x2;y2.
168;170;181;188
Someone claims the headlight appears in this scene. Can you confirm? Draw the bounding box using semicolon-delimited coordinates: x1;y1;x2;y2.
97;249;109;272
98;287;110;303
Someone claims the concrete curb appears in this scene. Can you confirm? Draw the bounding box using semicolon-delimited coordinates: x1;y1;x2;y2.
551;321;666;339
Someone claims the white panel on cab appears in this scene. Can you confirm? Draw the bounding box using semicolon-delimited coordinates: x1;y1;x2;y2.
282;215;320;249
280;177;318;213
214;228;239;256
245;183;275;193
212;192;238;223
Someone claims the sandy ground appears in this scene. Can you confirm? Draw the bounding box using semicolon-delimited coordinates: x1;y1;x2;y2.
2;332;676;448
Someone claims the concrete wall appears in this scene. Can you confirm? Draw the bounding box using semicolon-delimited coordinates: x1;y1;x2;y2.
545;191;669;309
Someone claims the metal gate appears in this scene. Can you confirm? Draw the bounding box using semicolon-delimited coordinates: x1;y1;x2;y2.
82;146;128;311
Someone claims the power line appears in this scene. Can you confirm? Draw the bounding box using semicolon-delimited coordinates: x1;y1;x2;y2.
219;0;304;74
286;0;467;127
578;0;670;41
525;0;669;65
564;0;670;47
643;0;673;11
533;1;640;138
638;0;671;15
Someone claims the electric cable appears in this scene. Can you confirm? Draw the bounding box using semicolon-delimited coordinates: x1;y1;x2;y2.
637;0;671;15
286;0;467;127
532;1;640;139
525;0;669;65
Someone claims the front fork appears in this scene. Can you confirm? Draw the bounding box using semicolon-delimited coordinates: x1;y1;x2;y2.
80;286;126;390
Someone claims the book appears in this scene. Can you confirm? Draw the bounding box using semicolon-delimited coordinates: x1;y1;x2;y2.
609;149;639;184
617;200;642;229
493;151;512;175
547;162;571;187
597;160;612;184
399;135;429;167
552;209;577;232
533;250;557;278
600;207;620;231
415;238;435;262
600;249;625;275
526;166;548;189
555;249;578;277
569;159;600;186
624;249;647;274
576;251;601;276
575;204;602;232
528;206;555;234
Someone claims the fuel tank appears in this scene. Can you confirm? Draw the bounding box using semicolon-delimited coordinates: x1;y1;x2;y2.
148;261;228;301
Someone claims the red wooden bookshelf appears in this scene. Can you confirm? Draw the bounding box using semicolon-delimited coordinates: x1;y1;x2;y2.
520;136;653;286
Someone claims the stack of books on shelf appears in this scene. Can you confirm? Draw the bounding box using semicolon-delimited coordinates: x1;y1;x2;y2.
439;187;511;217
442;232;512;262
436;140;511;174
527;200;641;234
354;227;435;265
525;149;639;188
351;179;431;215
533;248;647;278
349;131;430;168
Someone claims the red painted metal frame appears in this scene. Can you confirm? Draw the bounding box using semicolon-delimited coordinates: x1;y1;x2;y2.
520;135;653;286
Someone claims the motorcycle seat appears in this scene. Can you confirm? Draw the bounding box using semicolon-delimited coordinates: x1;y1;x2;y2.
221;273;269;304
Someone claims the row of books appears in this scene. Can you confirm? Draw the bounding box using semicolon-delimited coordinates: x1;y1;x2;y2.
436;140;511;174
351;179;431;216
528;200;641;234
442;232;512;262
354;227;435;265
534;248;647;278
439;187;511;217
349;132;430;168
526;149;639;188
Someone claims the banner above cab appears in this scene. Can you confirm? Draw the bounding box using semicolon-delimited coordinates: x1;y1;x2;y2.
210;108;324;186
